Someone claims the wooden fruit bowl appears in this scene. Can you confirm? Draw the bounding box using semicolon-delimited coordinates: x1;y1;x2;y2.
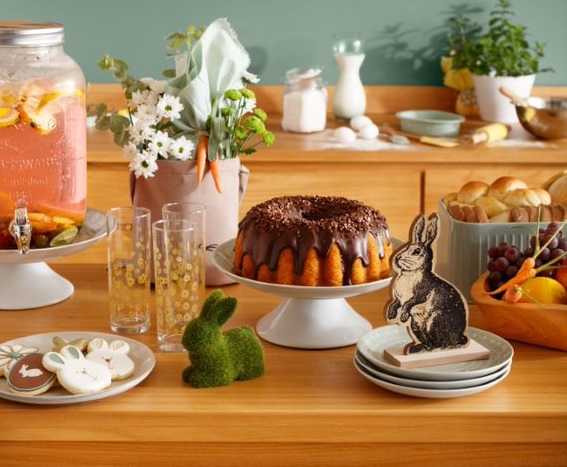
471;273;567;352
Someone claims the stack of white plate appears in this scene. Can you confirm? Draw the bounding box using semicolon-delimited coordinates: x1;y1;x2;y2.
355;325;514;398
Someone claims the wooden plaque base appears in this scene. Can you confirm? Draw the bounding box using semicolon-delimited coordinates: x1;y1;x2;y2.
383;339;490;369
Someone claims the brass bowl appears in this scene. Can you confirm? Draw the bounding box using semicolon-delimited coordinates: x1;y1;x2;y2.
516;97;567;140
471;273;567;351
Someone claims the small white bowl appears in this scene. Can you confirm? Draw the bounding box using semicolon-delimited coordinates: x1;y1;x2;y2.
396;110;465;136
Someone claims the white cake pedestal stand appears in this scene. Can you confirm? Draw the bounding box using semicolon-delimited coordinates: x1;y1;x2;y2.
214;239;394;349
0;208;107;310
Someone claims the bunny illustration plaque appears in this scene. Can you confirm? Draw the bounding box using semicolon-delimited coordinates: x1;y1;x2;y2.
384;213;490;368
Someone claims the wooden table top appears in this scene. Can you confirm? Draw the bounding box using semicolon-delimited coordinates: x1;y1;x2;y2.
1;263;566;466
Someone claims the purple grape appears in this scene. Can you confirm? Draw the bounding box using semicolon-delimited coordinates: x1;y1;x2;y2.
505;247;520;263
506;265;519;278
488;246;500;259
550;248;566;260
498;242;510;255
494;257;509;272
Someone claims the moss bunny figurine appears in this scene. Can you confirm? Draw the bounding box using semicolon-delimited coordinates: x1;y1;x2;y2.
182;290;265;388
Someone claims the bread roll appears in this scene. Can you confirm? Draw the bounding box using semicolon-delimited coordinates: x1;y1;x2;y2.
504;188;548;207
442;192;458;206
473;195;508;218
489;210;512;223
532;187;552;205
457;181;489;204
487;176;528;201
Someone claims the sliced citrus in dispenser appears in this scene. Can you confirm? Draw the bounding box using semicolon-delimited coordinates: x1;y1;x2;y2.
27;212;58;234
49;224;78;247
33;202;86;226
0;107;19;127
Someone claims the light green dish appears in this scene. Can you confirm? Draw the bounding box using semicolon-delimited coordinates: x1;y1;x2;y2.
396;110;465;136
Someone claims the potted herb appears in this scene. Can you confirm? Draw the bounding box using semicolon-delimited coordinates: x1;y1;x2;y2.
447;0;550;123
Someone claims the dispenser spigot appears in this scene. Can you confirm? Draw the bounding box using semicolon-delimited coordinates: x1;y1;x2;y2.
9;205;32;254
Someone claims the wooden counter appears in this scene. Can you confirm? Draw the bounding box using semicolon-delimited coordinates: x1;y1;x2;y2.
1;263;566;467
76;85;567;265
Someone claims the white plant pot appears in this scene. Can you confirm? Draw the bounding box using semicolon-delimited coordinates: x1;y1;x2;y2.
473;74;535;124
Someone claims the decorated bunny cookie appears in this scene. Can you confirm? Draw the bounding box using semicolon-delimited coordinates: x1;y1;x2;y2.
86;338;135;381
0;343;39;377
385;213;469;354
42;345;112;394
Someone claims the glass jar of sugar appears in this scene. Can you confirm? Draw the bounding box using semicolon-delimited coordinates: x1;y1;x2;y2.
281;68;327;133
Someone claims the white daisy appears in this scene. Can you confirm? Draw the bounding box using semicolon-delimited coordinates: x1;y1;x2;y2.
140;77;166;94
156;94;183;120
169;135;195;161
129;150;158;178
147;131;171;157
122;142;138;161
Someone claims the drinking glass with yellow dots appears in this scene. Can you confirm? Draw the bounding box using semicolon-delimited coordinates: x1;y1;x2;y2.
106;206;151;334
152;219;201;352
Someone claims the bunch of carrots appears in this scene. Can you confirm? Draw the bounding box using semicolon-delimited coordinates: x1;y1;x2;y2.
485;216;567;303
195;135;222;194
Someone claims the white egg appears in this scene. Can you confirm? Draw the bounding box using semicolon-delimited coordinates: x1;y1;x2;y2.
350;115;372;131
333;126;357;143
359;123;379;139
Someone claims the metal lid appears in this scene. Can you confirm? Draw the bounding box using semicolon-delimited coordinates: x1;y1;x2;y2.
0;21;64;46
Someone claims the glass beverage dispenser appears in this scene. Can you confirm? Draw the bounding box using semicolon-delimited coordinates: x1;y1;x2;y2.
0;21;87;253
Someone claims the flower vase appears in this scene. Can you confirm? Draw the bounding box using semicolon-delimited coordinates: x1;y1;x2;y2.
130;158;249;286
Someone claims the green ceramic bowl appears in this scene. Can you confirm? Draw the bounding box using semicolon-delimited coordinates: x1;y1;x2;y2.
396;110;465;137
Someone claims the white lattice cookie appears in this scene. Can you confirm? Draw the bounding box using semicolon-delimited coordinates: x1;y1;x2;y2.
7;353;56;396
0;344;40;377
42;345;112;395
86;338;135;381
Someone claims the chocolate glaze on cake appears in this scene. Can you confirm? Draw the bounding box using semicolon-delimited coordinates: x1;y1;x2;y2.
235;195;391;285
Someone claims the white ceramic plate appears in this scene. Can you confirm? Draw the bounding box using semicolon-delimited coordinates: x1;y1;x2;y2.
357;325;513;381
354;357;511;399
214;238;402;300
354;350;511;390
0;332;155;405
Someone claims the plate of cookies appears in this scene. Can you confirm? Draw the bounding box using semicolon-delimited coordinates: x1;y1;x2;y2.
0;331;155;405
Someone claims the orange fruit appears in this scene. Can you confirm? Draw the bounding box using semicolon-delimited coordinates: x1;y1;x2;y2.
518;277;567;305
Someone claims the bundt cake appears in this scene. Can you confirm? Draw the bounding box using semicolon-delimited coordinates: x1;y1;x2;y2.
233;195;392;286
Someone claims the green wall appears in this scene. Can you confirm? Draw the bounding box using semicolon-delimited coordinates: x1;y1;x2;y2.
4;0;566;87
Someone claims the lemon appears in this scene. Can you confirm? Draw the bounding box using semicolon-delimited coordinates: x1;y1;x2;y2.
518;277;567;305
49;225;79;247
18;87;83;135
0;107;19;127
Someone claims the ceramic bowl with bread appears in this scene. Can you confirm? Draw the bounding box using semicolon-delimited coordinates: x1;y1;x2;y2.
435;173;567;302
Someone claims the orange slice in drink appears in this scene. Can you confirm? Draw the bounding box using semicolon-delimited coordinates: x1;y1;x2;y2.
0;107;19;128
33;202;86;226
27;212;58;234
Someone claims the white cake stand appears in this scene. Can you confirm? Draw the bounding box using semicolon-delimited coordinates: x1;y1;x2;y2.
213;239;396;349
0;208;106;310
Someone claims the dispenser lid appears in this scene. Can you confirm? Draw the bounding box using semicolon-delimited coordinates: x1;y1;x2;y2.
0;21;64;46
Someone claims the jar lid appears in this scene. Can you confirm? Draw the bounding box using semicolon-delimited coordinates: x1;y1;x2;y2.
0;21;64;46
285;68;323;83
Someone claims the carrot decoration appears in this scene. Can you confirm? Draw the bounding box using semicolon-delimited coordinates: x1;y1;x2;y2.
501;284;523;303
485;257;536;296
196;135;208;184
209;158;222;194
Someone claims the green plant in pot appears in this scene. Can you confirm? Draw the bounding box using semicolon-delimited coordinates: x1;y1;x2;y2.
447;0;551;123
